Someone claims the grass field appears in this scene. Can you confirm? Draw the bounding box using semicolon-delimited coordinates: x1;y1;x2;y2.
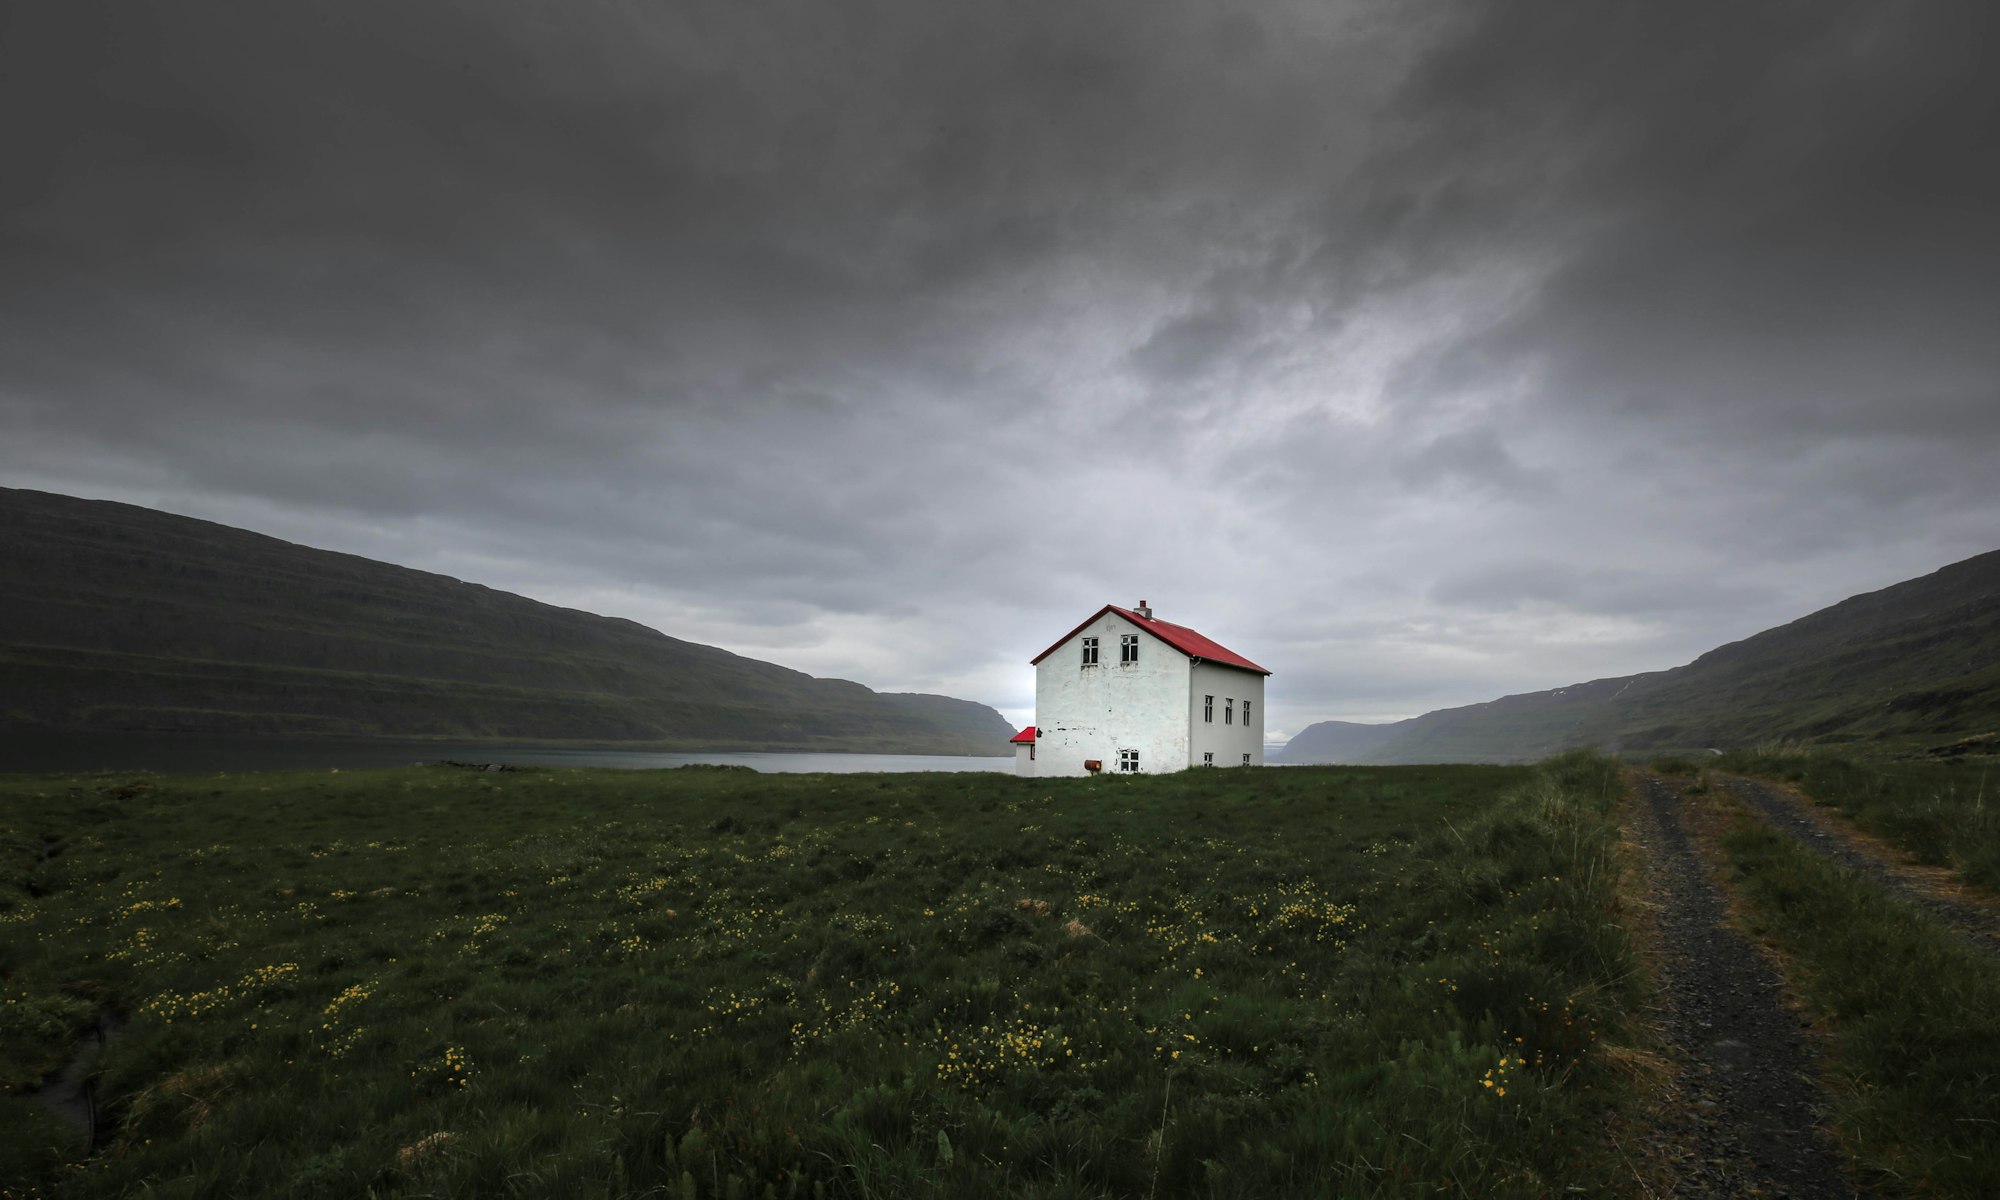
3;754;1642;1198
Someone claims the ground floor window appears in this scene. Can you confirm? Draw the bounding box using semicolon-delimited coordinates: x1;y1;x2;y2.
1118;748;1140;772
1242;753;1252;766
1202;751;1214;766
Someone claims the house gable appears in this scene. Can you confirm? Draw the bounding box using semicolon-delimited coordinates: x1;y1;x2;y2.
1030;604;1269;676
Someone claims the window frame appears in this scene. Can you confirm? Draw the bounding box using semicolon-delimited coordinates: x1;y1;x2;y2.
1081;636;1098;667
1118;748;1140;773
1225;698;1233;725
1120;633;1139;664
1203;695;1214;723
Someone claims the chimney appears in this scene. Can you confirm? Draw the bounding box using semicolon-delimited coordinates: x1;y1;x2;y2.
1136;600;1153;619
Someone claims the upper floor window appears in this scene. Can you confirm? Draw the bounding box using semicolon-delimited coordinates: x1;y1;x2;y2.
1225;698;1234;725
1081;636;1098;667
1118;748;1140;773
1120;634;1139;663
1243;700;1252;727
1203;695;1214;723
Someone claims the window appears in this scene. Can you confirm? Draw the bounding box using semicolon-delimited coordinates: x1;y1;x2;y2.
1118;748;1140;773
1203;695;1214;723
1225;698;1233;725
1120;634;1138;663
1028;744;1035;761
1081;636;1098;667
1243;700;1252;727
1202;752;1214;767
1242;753;1252;766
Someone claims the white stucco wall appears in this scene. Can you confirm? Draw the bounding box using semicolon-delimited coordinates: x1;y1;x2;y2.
1187;660;1266;767
1032;611;1191;776
1013;740;1037;776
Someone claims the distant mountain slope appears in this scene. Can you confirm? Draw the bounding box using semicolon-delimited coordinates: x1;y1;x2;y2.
0;488;1013;752
1271;720;1404;763
1279;549;2000;764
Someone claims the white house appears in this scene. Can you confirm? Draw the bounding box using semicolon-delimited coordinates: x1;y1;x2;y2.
1009;600;1269;776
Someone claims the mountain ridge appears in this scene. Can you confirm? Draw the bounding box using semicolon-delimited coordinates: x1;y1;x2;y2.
0;487;1013;753
1278;549;2000;764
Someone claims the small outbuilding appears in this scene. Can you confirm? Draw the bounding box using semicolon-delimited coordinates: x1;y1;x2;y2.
1010;601;1268;776
1009;725;1038;772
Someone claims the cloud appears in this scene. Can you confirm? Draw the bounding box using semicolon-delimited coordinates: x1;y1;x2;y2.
1394;428;1550;499
1428;561;1776;618
1128;308;1260;385
3;0;1998;738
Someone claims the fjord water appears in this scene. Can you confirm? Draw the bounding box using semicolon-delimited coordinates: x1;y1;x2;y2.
0;733;1013;775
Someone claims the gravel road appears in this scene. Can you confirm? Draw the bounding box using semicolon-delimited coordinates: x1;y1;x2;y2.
1722;775;2000;954
1629;774;1861;1198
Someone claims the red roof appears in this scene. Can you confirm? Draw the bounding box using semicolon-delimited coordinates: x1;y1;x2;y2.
1030;605;1270;675
1009;725;1037;744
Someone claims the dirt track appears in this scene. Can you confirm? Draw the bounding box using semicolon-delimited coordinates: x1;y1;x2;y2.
1628;774;1860;1199
1721;775;2000;954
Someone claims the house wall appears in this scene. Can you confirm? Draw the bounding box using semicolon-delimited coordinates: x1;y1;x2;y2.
1187;661;1267;767
1032;611;1191;776
1013;740;1037;776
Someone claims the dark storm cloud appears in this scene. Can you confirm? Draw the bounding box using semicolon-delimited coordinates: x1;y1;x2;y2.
1129;308;1261;385
4;0;1998;735
3;3;1379;464
1402;2;2000;439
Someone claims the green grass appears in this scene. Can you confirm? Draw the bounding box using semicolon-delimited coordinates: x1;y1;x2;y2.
2;753;1642;1198
1714;747;2000;890
1717;811;2000;1197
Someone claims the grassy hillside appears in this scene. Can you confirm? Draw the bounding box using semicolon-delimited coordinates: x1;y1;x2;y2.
0;756;1643;1198
0;489;1011;753
1282;549;2000;764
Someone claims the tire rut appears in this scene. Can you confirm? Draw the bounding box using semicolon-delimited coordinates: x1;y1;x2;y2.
1628;773;1861;1199
1721;775;2000;955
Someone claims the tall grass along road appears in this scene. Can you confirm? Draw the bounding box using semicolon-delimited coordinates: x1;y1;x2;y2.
1626;773;1858;1199
1647;750;2000;1197
1719;775;2000;955
1696;775;2000;1198
4;755;1643;1198
1708;750;2000;893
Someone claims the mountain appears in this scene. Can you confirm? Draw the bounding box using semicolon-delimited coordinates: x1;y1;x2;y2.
0;488;1014;753
1269;719;1404;763
1278;549;2000;764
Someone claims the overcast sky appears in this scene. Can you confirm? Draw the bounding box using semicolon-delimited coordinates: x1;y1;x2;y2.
5;2;1998;740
